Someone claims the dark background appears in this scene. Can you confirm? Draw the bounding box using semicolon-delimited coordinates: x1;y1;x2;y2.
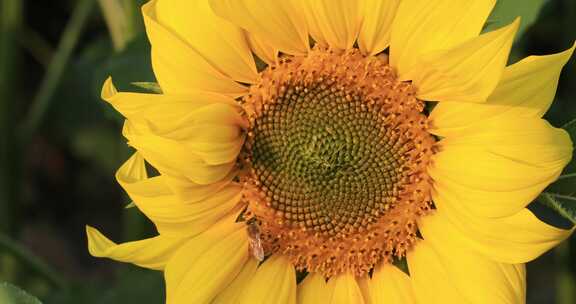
0;0;575;303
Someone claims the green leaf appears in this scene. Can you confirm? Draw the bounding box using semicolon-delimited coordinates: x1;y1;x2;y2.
0;282;42;304
558;173;576;181
485;0;549;40
538;193;576;225
562;117;576;138
131;82;162;94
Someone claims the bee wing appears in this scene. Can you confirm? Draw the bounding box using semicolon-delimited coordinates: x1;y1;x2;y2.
249;237;265;261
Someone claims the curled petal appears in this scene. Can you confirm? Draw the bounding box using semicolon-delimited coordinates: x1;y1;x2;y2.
116;153;242;237
86;226;185;270
101;77;242;136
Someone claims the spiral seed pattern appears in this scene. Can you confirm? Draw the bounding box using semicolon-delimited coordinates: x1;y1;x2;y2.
240;46;436;277
250;81;409;235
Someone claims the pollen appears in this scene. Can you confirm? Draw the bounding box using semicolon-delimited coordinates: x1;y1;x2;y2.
239;46;436;277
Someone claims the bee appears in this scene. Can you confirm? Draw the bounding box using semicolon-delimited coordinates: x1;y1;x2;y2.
246;218;265;262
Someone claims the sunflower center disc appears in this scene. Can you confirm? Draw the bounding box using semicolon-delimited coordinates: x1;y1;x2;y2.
241;47;436;277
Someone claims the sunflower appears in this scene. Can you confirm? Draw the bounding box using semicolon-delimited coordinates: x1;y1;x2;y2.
86;0;576;303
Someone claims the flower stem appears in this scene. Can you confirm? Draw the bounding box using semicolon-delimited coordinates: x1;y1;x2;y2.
558;173;576;180
0;0;22;234
547;193;576;202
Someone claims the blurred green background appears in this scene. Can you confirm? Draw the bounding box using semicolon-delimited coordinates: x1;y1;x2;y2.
0;0;575;303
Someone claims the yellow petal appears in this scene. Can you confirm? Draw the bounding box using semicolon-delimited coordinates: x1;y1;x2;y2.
358;0;400;55
162;173;236;204
300;1;326;46
209;0;308;56
366;264;415;304
431;184;574;264
116;153;242;237
430;116;572;217
409;19;519;103
327;273;365;304
237;255;297;304
184;134;245;164
489;41;575;115
355;277;373;304
154;0;258;84
245;31;278;66
213;258;259;304
390;0;496;77
122;129;237;171
431;42;576;137
406;241;462;304
122;105;243;184
86;226;185;270
301;0;362;50
164;217;248;303
101;77;241;135
408;236;526;304
124;127;237;185
297;273;329;304
142;1;246;96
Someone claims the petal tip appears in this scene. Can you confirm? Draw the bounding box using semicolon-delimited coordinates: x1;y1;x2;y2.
85;225;109;257
563;41;576;61
101;76;117;102
85;225;95;237
503;16;521;37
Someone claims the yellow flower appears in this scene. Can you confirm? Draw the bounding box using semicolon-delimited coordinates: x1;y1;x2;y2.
86;0;576;303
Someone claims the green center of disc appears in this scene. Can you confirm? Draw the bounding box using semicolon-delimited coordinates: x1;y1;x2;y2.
250;81;405;235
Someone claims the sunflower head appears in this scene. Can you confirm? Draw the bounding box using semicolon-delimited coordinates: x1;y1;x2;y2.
87;0;576;303
240;46;436;276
